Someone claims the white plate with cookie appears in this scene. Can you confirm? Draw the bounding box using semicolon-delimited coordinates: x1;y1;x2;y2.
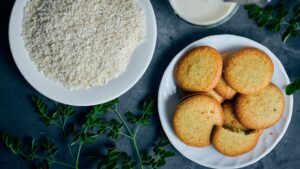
158;34;293;169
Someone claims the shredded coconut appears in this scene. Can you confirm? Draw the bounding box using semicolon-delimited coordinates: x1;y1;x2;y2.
22;0;145;88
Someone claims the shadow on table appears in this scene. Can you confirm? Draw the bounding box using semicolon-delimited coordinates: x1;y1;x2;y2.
0;0;17;69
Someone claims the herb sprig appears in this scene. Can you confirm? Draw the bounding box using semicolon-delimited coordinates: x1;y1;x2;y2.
0;96;175;169
142;136;175;169
98;147;137;169
31;96;75;159
286;76;300;95
0;132;73;168
244;2;300;43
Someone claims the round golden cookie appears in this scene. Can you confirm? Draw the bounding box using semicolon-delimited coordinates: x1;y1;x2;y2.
215;76;237;99
221;52;232;65
223;102;248;131
203;90;224;104
173;95;224;147
223;48;274;94
235;84;284;129
175;46;223;92
215;52;236;99
179;89;224;104
211;126;261;156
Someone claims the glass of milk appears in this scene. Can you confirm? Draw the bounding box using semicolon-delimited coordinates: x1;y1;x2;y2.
169;0;238;27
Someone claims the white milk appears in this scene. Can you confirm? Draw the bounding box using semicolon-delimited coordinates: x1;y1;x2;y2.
169;0;237;26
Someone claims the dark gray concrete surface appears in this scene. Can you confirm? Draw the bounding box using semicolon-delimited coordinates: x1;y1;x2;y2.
0;0;300;168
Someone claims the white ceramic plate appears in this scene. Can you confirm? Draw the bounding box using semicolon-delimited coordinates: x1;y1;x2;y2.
9;0;157;106
158;34;293;169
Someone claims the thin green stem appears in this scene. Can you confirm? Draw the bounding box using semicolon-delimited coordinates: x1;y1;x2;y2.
75;143;83;169
133;139;143;169
106;126;132;139
58;114;65;133
52;160;76;168
82;126;132;141
280;20;289;25
283;33;291;43
120;132;132;139
133;125;140;138
68;144;74;160
53;122;62;129
75;128;87;169
113;109;143;169
114;109;133;136
63;116;68;128
36;155;75;168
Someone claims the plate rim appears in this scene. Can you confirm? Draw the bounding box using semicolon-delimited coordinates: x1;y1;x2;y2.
157;34;294;169
8;0;157;106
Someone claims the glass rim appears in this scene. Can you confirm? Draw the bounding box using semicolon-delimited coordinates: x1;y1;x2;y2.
168;0;240;28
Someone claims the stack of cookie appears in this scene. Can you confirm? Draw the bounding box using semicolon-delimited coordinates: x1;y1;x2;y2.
173;46;284;156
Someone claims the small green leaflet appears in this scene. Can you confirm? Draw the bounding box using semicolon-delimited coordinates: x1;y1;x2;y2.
286;76;300;95
98;148;136;169
125;98;155;126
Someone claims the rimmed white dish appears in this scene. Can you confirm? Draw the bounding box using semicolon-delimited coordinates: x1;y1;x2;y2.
168;0;239;28
158;34;293;169
9;0;157;106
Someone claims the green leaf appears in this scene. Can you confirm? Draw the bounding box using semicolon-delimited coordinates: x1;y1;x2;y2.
142;98;154;115
107;119;122;139
125;111;150;126
291;30;298;38
263;6;273;15
1;132;22;155
140;115;150;126
267;18;281;32
36;159;50;169
289;18;297;25
156;159;166;168
244;4;261;11
11;140;22;154
99;148;135;169
41;138;57;156
79;132;97;145
157;135;170;147
256;15;269;27
158;149;166;156
31;96;48;117
84;115;101;129
277;6;288;18
142;153;151;161
286;77;300;95
93;99;119;115
293;3;300;15
21;137;38;160
282;23;297;43
57;104;75;117
244;4;263;19
31;96;61;126
162;151;175;158
125;111;138;124
97;121;109;134
84;133;97;145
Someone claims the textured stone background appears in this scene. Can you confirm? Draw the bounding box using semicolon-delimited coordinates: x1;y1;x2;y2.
0;0;300;169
